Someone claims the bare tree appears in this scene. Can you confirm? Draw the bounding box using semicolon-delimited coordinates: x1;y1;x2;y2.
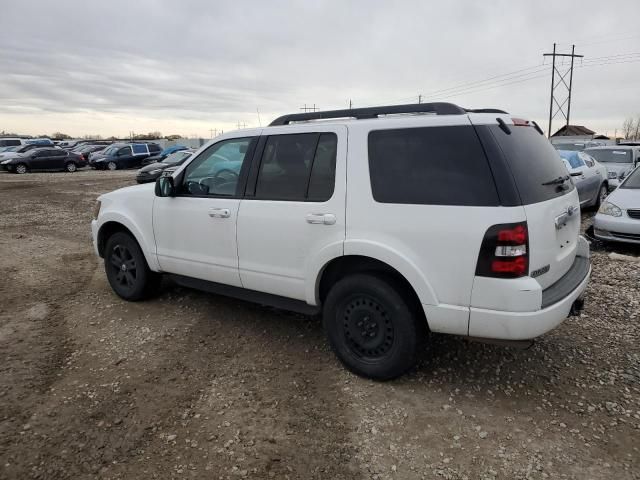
622;117;635;139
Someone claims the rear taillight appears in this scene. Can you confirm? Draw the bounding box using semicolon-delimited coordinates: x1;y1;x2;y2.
476;222;529;278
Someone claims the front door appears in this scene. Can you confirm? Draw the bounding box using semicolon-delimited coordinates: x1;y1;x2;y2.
152;135;259;286
236;126;347;302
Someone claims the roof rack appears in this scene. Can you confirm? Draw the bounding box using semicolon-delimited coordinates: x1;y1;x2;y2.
269;102;466;126
465;108;509;114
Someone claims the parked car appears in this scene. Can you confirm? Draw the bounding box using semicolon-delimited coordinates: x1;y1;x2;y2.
584;146;640;190
72;144;109;161
91;103;590;380
557;150;608;208
552;140;606;152
0;138;55;147
0;143;55;162
594;165;640;244
143;145;189;165
4;148;85;173
90;143;161;170
136;150;194;183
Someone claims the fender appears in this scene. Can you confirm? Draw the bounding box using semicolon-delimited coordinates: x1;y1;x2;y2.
307;239;438;307
96;210;161;272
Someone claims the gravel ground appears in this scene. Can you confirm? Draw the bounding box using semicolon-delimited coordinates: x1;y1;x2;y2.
0;169;638;480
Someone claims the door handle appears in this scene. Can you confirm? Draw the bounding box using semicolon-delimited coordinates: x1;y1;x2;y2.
208;208;230;218
306;213;336;225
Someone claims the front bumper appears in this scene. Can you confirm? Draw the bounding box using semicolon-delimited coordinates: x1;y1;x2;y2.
91;220;100;257
468;237;591;340
594;212;640;244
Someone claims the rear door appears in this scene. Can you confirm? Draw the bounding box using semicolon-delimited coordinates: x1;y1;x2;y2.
49;149;68;170
479;120;581;289
578;152;602;201
236;126;346;301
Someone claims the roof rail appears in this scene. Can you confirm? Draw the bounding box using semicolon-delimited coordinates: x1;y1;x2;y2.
465;108;509;114
269;102;466;126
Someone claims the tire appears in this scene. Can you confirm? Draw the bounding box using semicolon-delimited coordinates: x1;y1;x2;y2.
104;232;161;301
107;161;117;171
65;161;77;173
323;273;424;380
594;183;608;209
15;163;27;174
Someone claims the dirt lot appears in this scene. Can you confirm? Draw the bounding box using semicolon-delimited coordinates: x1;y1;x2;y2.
0;169;638;480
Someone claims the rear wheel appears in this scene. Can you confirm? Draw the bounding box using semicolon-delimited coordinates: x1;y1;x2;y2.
104;232;161;301
65;161;77;172
15;163;27;174
323;273;424;380
107;161;117;171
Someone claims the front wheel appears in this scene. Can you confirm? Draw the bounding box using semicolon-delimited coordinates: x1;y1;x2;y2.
104;232;161;301
107;161;117;171
595;183;608;209
323;273;425;380
15;163;27;174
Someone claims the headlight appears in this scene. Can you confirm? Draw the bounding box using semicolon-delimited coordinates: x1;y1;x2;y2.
607;171;618;179
148;169;162;175
92;200;102;220
598;201;622;217
619;170;629;180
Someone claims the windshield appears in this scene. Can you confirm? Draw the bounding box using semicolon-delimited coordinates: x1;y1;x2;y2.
162;151;191;164
102;146;120;156
621;166;640;189
585;149;632;163
557;150;582;168
553;143;584;151
1;146;19;152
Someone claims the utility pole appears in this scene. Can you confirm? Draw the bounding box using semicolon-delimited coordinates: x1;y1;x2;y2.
300;104;318;112
543;43;583;137
349;100;352;110
418;94;422;104
236;121;247;129
209;128;217;138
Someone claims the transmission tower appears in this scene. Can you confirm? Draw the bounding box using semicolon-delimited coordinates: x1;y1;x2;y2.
543;43;583;137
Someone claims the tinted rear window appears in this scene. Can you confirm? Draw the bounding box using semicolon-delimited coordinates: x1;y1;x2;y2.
487;125;574;204
368;125;499;206
584;148;632;163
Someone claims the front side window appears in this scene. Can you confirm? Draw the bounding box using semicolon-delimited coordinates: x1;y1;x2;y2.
180;137;254;197
368;126;499;206
255;132;337;202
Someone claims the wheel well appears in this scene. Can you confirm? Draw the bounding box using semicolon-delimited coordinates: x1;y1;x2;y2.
97;222;135;257
318;255;425;322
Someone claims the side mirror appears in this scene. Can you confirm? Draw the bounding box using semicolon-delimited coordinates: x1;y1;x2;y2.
155;175;175;197
570;171;583;177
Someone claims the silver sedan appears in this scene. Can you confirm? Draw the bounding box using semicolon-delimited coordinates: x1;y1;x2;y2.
594;166;640;244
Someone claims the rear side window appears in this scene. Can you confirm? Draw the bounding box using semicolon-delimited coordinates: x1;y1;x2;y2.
487;125;574;204
132;144;148;155
0;139;21;147
255;132;337;202
368;126;499;206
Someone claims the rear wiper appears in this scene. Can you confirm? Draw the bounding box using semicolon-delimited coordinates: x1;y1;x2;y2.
541;175;570;186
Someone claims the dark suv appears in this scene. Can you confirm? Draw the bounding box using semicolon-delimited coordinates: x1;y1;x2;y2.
90;143;162;170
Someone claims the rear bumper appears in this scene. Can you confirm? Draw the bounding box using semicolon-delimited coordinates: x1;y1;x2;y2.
468;237;590;340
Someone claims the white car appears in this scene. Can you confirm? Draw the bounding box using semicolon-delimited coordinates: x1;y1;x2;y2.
557;150;609;208
594;165;640;244
91;103;591;379
584;146;640;190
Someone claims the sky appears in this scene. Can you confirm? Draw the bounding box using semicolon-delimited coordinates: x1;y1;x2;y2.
0;0;639;139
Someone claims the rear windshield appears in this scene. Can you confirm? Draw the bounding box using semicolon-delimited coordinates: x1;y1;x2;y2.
368;125;499;206
487;125;574;204
553;143;584;151
584;148;632;163
621;167;640;189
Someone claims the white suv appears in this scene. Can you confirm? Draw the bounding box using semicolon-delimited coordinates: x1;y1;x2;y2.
91;103;591;379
